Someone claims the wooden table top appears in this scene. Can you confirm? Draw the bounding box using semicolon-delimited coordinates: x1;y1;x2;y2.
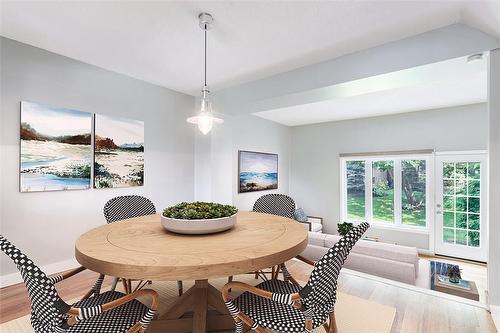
75;211;308;281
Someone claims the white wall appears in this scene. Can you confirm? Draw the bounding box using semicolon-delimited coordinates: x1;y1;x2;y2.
0;38;195;277
289;104;488;250
194;114;291;211
488;48;500;311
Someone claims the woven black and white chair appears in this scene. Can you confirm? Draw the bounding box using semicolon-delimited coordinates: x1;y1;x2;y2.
0;235;158;333
253;194;296;219
251;194;296;280
103;195;184;296
223;222;370;333
103;195;156;224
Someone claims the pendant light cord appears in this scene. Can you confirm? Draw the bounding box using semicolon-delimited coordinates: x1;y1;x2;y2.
204;29;207;87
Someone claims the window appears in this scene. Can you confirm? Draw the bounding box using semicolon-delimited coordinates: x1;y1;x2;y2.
402;160;427;227
442;162;480;247
346;161;365;220
372;160;395;224
342;155;431;229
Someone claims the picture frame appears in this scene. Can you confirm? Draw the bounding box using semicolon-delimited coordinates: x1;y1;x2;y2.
19;101;92;192
238;150;278;193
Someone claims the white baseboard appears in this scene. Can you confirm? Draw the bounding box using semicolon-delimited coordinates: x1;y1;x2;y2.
490;305;500;331
0;258;79;288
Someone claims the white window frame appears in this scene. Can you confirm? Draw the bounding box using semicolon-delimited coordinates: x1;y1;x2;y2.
340;153;433;233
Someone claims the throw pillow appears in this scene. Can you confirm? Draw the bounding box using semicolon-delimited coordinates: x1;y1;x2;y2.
294;208;308;222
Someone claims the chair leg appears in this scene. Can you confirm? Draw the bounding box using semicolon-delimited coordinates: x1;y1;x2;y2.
329;312;338;333
233;313;267;333
177;280;183;296
274;265;282;279
133;280;150;292
111;277;119;291
122;278;129;293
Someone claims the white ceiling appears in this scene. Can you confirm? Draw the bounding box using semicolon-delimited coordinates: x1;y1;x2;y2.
1;1;499;96
253;55;487;126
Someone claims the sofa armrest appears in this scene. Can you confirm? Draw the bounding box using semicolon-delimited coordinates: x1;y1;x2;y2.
307;216;323;225
297;220;312;231
302;216;323;233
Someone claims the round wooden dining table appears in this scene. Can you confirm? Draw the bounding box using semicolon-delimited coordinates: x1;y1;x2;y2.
75;211;308;333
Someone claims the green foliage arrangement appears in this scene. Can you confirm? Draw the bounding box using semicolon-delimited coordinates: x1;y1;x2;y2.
337;222;354;236
163;202;238;220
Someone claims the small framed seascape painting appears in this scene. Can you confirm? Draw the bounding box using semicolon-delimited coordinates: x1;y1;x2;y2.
94;114;144;188
238;150;278;193
20;101;92;192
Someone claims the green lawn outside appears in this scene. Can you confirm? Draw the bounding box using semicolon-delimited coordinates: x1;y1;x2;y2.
347;192;426;226
346;193;366;221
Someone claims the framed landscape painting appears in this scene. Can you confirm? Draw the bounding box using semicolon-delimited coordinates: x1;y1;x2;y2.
94;114;144;188
238;150;278;193
20;101;92;192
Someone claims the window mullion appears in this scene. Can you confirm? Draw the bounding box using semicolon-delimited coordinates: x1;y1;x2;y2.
341;159;347;221
366;160;373;223
394;159;403;226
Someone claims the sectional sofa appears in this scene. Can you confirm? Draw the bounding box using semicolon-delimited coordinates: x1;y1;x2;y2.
302;232;424;285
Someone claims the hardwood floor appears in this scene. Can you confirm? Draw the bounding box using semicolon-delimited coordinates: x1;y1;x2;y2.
0;261;497;332
286;260;496;333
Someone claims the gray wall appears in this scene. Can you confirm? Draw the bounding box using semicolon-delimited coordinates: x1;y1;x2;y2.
194;114;291;211
0;38;195;275
289;104;488;249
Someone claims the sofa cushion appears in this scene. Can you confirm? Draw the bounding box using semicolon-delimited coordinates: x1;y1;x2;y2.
324;234;417;265
302;244;328;261
311;233;419;275
300;245;417;285
308;232;328;247
345;253;417;285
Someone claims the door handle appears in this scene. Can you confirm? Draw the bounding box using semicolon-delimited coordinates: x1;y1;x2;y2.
436;211;442;214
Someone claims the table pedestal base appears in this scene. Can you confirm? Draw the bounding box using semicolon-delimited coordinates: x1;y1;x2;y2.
148;279;236;333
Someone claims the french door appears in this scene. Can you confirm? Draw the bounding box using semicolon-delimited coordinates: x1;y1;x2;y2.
435;153;488;262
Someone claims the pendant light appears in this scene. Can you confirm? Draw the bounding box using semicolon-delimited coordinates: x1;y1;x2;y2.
187;12;223;135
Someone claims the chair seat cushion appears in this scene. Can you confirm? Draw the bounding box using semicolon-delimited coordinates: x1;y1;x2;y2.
67;291;148;333
235;280;328;332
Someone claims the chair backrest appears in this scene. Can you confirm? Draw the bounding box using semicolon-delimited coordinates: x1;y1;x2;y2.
302;222;370;314
0;235;68;332
252;194;296;219
103;195;156;223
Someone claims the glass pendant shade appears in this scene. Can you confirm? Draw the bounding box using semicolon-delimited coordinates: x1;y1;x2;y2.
196;112;214;135
186;93;223;135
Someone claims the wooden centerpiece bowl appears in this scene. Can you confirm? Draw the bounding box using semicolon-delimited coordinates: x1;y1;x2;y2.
161;202;238;235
